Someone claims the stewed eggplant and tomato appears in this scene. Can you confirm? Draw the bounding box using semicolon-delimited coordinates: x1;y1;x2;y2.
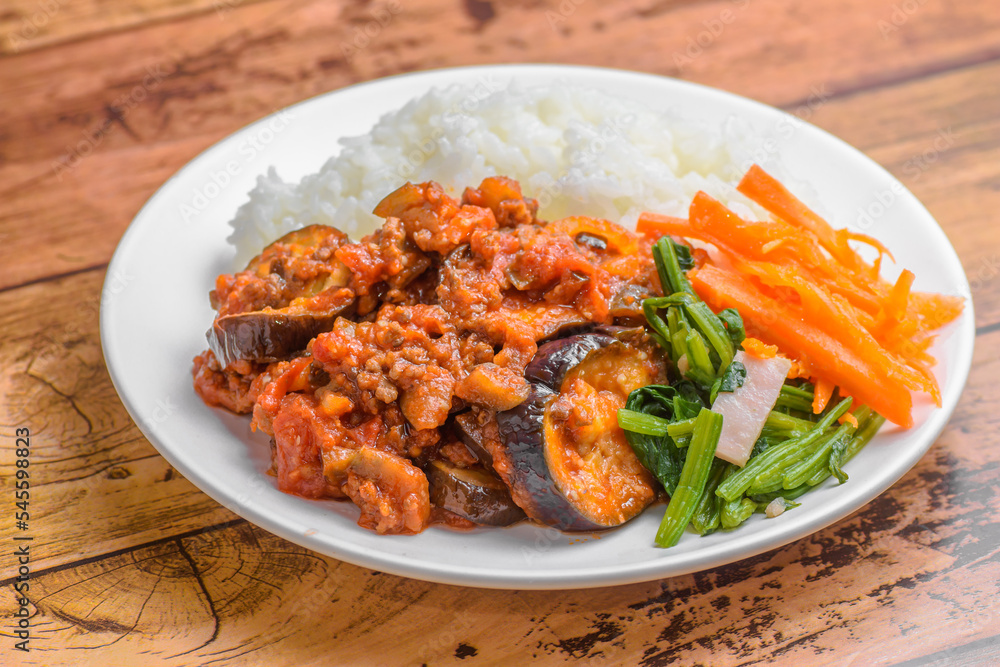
193;168;962;546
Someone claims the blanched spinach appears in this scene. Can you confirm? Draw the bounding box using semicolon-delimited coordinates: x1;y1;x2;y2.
623;385;705;496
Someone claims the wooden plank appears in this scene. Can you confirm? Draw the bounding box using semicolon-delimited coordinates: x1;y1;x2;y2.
6;0;1000;167
0;135;214;289
0;268;237;574
2;325;998;663
0;0;1000;161
0;0;272;56
3;57;999;322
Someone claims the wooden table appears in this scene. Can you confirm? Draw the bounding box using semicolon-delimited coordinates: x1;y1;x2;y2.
2;0;999;664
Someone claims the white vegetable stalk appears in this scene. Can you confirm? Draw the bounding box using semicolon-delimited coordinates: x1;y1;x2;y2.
710;351;792;467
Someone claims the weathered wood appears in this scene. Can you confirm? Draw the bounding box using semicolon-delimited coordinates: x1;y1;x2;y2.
5;0;1000;165
3;0;1000;289
0;0;273;55
0;135;216;289
0;268;237;574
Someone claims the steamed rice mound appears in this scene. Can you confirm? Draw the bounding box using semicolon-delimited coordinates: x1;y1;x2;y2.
228;80;773;266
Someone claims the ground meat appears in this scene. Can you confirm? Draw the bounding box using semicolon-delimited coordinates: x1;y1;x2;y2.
270;393;347;499
342;448;430;534
374;181;498;255
438;438;480;468
192;350;263;414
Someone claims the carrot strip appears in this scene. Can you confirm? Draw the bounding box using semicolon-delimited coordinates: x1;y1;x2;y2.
742;337;778;359
887;270;915;321
839;412;860;428
760;239;786;254
838;228;895;264
689;264;914;428
737;165;864;271
812;377;835;414
636;213;692;240
909;291;964;332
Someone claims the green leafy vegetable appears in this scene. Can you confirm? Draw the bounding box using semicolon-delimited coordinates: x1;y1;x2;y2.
774;383;815;413
717;308;746;346
652;237;695;296
720;497;757;529
623;385;705;495
718;360;747;393
655;408;724;547
616;409;670;437
617;235;888;547
690;459;728;535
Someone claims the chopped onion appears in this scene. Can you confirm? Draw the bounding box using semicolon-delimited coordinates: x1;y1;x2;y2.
765;497;787;518
677;353;690;376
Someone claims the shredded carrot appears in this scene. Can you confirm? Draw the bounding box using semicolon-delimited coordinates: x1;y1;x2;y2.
839;412;860;428
644;166;964;428
638;168;962;426
742;337;778;359
636;213;691;240
812;377;835;414
838;229;895;265
786;358;812;379
689;263;915;428
887;270;915;321
737;164;865;271
760;239;786;254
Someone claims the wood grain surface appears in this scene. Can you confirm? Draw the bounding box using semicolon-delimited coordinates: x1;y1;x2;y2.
1;0;999;665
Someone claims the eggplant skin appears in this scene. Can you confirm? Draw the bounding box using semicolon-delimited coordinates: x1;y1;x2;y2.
453;412;495;470
524;333;616;391
209;311;335;367
496;384;606;531
426;460;526;526
496;331;662;531
208;288;355;367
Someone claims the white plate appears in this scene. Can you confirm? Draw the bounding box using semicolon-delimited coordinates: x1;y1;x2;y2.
101;65;974;590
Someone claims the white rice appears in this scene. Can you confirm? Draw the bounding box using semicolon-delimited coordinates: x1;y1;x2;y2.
228;80;776;266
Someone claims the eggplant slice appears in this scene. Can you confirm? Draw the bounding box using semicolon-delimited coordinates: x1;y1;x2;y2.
209;224;355;367
496;333;665;531
453;411;497;470
427;460;526;526
244;224;349;274
208;288;355;367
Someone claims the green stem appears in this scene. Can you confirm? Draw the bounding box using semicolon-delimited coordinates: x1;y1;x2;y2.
655;408;723;547
691;459;728;535
654;237;695;297
716;397;853;502
781;423;854;490
720;497;757;529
